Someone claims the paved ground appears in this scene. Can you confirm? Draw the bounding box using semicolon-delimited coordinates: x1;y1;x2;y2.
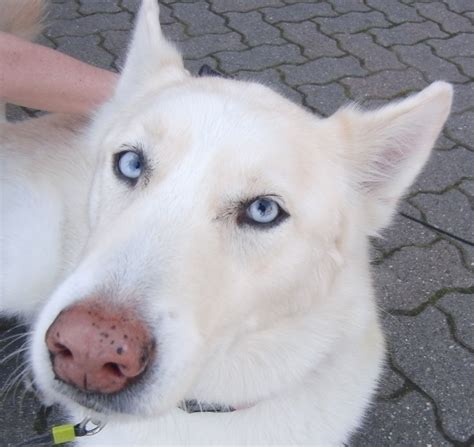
1;0;473;446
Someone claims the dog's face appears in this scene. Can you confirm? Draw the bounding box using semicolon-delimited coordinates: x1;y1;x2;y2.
30;0;452;420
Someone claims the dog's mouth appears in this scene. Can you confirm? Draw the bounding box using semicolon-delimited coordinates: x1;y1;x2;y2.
50;362;157;415
51;380;235;416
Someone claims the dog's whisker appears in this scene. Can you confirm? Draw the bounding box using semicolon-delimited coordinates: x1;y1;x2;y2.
1;360;29;390
0;330;31;347
0;321;29;335
11;368;32;405
1;360;31;397
375;304;396;320
0;345;30;365
0;328;31;339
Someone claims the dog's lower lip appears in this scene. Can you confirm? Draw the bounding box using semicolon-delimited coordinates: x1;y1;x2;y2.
52;365;156;415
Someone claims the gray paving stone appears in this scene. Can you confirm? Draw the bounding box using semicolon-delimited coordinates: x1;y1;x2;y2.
373;239;472;311
459;244;474;273
410;146;474;193
376;365;406;399
101;29;132;71
410;189;474;243
36;33;57;49
451;83;474;114
428;33;474;59
178;32;246;60
100;29;131;51
336;33;405;71
465;11;474;20
371;21;448;47
210;0;285;13
184;56;218;76
416;1;473;33
78;0;121;15
446;111;474;150
330;0;370;13
314;11;390;35
47;0;80;20
46;12;132;37
365;0;424;23
156;3;174;25
459;179;474;197
452;56;474;79
217;44;305;73
121;0;140;15
438;292;474;349
280;56;366;86
172;2;228;35
384;308;474;442
351;390;449;446
225;11;285;46
445;0;474;13
435;134;457;151
278;21;344;60
371;208;439;260
162;22;188;42
394;43;468;83
56;34;114;70
261;3;337;24
341;68;426;101
297;82;350;116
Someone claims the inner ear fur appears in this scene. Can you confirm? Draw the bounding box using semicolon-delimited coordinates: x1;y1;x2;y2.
334;81;453;235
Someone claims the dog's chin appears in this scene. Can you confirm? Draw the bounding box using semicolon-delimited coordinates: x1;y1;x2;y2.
52;382;148;416
47;366;167;418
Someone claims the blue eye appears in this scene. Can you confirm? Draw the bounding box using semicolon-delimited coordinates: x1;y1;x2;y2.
241;197;288;228
247;198;279;224
115;151;143;182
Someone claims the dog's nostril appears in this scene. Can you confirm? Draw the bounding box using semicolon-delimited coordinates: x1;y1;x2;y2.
103;362;125;378
54;343;73;359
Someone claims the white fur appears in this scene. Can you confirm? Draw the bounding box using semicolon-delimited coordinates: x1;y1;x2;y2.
0;0;452;445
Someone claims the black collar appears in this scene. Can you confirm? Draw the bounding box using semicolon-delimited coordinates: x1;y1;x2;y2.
179;399;235;413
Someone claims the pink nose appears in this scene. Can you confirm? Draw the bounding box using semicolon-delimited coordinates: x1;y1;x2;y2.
45;300;155;394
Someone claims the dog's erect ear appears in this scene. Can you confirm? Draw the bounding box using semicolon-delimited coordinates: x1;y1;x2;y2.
114;0;185;100
335;81;453;235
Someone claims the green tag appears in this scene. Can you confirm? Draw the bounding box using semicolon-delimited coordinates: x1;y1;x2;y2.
52;424;76;444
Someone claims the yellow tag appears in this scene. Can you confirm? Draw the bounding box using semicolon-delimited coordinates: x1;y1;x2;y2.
52;424;76;444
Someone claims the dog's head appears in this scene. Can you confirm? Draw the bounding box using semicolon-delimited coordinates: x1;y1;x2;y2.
30;0;452;420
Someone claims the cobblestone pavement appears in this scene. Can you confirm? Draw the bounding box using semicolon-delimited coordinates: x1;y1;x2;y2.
1;0;473;446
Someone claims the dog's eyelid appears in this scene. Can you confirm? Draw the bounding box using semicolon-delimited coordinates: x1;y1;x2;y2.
240;194;288;213
116;143;145;158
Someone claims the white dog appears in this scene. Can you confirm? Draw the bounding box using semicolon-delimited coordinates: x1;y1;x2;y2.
0;0;452;445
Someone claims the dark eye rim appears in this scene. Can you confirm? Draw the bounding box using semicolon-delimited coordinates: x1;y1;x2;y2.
237;196;290;229
113;148;145;186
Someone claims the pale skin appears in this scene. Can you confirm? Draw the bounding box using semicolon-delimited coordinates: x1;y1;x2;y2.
0;31;117;114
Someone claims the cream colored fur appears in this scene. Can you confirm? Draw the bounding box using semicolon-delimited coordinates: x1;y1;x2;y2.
0;0;452;445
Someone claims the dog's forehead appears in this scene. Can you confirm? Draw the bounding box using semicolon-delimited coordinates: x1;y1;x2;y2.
103;78;338;199
132;79;317;161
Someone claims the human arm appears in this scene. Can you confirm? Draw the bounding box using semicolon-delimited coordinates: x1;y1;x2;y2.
0;31;117;114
